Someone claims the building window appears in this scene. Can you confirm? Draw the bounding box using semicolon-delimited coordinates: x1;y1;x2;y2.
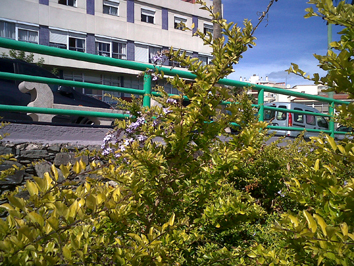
135;44;149;62
141;9;155;24
95;39;126;59
103;0;119;16
96;42;110;57
112;41;126;59
174;17;187;30
69;37;85;52
18;29;38;44
58;0;76;7
198;55;212;66
0;21;15;39
49;42;67;49
49;29;68;49
203;23;213;35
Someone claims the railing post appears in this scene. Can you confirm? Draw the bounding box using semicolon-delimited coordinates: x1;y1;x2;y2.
143;73;152;108
329;97;335;138
258;88;264;122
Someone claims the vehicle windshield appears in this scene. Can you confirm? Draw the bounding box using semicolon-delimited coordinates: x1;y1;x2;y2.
264;109;275;121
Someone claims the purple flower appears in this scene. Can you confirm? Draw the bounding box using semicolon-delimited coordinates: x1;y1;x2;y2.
119;145;126;152
153;119;161;127
124;138;134;146
103;134;114;143
102;147;113;156
163;107;172;114
137;135;147;142
152;75;158;81
277;190;285;197
167;98;178;105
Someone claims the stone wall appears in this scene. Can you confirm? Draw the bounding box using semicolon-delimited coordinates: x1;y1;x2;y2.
0;141;101;201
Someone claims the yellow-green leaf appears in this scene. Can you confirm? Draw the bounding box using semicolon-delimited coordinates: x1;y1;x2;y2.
168;213;175;226
60;164;71;179
8;195;25;210
314;159;320;171
288;215;299;227
314;214;327;236
86;194;97;212
27;211;44;227
326;135;337;151
51;164;59;181
341;222;348;236
79;159;86;172
337;145;347;155
66;200;78;221
26;180;38;196
62;246;72;260
303;210;317;233
73;161;80;174
47;216;59;230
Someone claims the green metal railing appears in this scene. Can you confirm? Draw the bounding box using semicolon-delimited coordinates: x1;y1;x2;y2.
0;37;351;137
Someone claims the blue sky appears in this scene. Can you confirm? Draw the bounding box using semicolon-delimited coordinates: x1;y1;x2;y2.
221;0;337;87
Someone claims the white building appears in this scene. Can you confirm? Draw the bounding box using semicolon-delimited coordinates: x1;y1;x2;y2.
0;0;216;104
241;74;286;103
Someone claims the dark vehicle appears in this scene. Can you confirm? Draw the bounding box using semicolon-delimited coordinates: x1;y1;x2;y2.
0;58;111;125
334;125;353;140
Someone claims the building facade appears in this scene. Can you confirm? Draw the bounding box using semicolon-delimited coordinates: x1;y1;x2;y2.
0;0;215;104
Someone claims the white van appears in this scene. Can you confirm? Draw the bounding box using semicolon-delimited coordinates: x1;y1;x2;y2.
264;102;329;138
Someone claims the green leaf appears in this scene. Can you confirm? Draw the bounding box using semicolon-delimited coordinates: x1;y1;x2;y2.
73;161;80;174
288;215;299;227
326;135;337;151
51;164;59;181
65;200;78;221
314;214;327;236
168;213;175;226
313;159;320;171
26;180;38;196
303;210;317;233
8;195;25;210
47;216;59;230
27;211;44;227
341;222;348;236
86;194;97;212
62;245;72;260
60;164;70;179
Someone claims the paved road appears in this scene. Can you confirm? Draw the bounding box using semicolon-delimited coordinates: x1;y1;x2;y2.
0;123;297;147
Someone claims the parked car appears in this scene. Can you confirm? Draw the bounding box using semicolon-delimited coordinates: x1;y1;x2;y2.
0;57;111;125
334;125;353;140
264;102;329;138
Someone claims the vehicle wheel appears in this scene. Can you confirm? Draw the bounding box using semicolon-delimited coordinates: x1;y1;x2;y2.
75;117;95;125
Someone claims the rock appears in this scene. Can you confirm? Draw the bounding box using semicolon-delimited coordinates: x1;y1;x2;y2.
0;160;25;185
34;161;64;182
25;143;44;150
47;144;61;152
0;146;14;155
20;150;48;159
54;152;89;167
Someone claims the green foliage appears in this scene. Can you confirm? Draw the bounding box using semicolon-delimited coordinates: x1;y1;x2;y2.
0;0;354;265
2;49;45;67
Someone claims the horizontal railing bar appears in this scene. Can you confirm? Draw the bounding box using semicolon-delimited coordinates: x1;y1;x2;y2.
0;104;130;119
266;125;332;133
264;106;331;117
0;72;146;95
